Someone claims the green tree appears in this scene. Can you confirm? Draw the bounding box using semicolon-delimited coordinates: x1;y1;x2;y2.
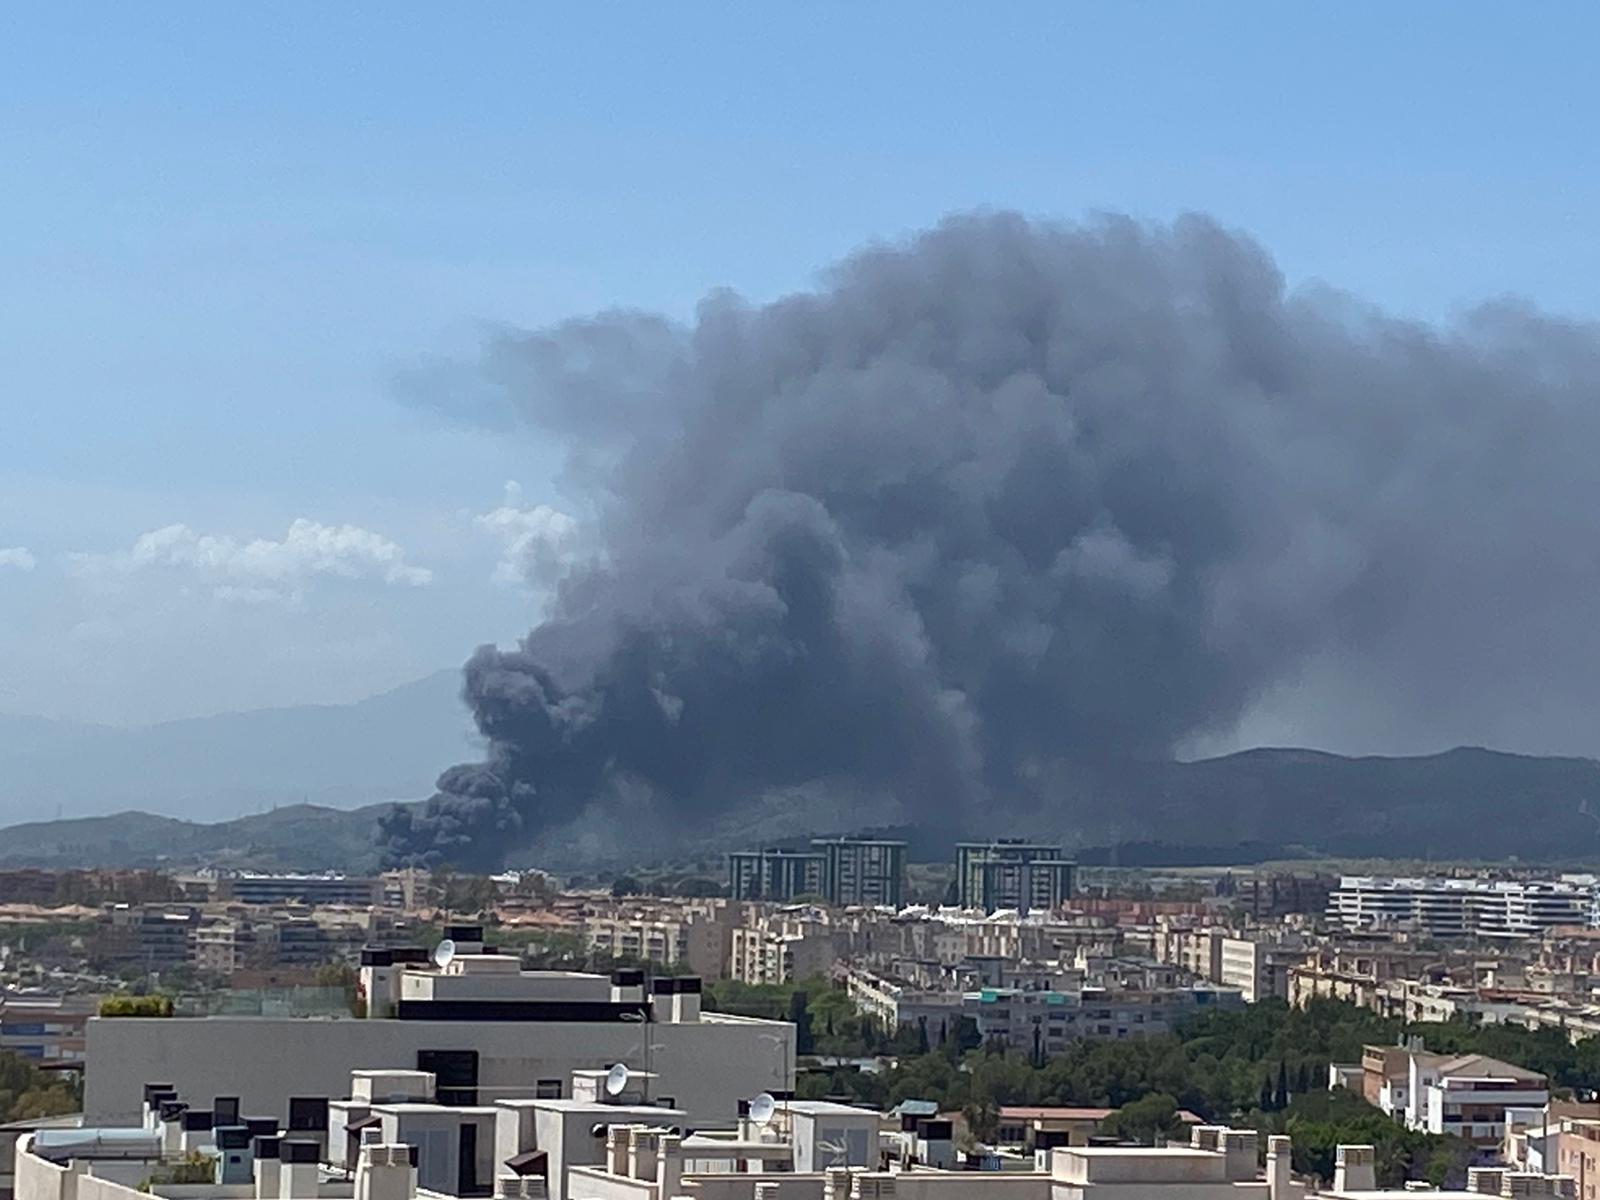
1102;1092;1184;1145
789;990;816;1055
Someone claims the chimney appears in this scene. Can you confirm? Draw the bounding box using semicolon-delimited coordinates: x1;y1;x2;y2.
355;1143;415;1200
279;1138;320;1199
1502;1177;1577;1198
628;1128;658;1181
445;925;485;955
656;1133;682;1198
1334;1145;1377;1194
824;1167;855;1200
142;1083;177;1131
606;1126;630;1175
610;969;646;1005
215;1127;254;1185
1267;1135;1291;1200
1469;1167;1507;1194
1223;1129;1258;1181
851;1175;896;1199
181;1109;215;1153
253;1136;281;1200
1190;1125;1224;1152
159;1102;188;1155
651;977;702;1023
286;1097;330;1161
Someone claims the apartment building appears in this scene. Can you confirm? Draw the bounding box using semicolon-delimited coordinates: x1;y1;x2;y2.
0;993;97;1070
581;901;732;979
812;838;907;908
1348;1041;1549;1161
728;849;825;903
19;1064;1586;1200
956;840;1076;915
729;924;835;986
964;982;1243;1057
1218;934;1306;1003
728;838;907;907
1329;876;1594;938
1289;941;1466;1010
93;905;199;972
841;965;965;1033
1409;1053;1548;1159
217;873;385;908
85;930;794;1129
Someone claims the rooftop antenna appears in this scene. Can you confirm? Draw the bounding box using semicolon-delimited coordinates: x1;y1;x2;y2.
432;938;457;969
604;1063;630;1097
748;1092;777;1126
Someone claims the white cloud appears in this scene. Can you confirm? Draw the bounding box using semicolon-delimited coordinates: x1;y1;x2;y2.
76;518;432;602
0;547;35;571
475;482;579;588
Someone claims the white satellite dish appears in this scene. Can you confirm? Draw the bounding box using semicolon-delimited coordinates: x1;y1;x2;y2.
748;1093;777;1126
432;939;457;969
604;1063;630;1097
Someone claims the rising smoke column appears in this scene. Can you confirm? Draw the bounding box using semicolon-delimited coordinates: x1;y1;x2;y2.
381;211;1600;868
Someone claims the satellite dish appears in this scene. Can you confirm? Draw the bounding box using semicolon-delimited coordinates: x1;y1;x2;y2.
432;939;457;969
748;1093;777;1126
604;1063;630;1097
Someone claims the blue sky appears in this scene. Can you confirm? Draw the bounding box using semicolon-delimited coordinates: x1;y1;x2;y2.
3;3;1599;728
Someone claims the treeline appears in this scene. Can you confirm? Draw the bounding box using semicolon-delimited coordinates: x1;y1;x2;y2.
704;978;978;1058
0;1049;80;1123
745;988;1600;1187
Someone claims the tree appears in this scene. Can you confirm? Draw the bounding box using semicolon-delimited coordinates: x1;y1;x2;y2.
1101;1093;1184;1145
1274;1060;1289;1110
789;990;815;1055
610;875;643;898
675;877;724;898
0;1049;80;1123
1260;1072;1275;1112
916;1017;931;1056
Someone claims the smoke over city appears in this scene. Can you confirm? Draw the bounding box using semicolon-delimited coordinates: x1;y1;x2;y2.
380;211;1600;869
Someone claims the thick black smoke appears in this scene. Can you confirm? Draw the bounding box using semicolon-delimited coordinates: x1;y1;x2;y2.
381;212;1600;869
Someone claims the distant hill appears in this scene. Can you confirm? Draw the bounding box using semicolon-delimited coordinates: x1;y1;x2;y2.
1078;746;1600;863
1;744;1598;871
0;670;477;828
0;803;394;872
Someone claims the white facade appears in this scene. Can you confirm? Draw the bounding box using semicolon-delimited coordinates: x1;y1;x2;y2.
1328;876;1594;938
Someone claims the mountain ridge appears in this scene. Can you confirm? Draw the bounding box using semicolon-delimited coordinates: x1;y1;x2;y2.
0;670;476;827
2;744;1599;871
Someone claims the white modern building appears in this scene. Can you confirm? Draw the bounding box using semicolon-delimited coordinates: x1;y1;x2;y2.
1405;1053;1548;1160
1328;876;1595;938
19;1111;1576;1200
84;930;793;1130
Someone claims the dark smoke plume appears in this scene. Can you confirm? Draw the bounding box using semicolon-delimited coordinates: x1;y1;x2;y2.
381;211;1600;869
